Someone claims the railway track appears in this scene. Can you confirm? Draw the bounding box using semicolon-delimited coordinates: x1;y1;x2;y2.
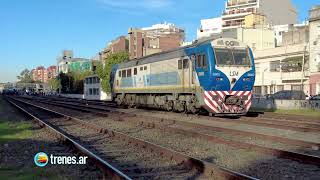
25;96;320;149
6;96;257;180
14;95;320;178
22;96;320;165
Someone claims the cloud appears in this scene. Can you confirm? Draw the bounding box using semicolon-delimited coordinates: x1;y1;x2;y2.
97;0;174;13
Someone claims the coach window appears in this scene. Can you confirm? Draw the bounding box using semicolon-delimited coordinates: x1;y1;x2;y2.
127;69;132;77
119;71;122;77
202;55;207;67
183;59;189;69
134;68;137;75
122;70;127;78
178;60;183;69
196;55;202;68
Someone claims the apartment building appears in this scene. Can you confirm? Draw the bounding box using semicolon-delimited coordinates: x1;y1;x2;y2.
128;23;185;59
309;6;320;95
31;66;57;83
252;6;320;96
32;66;47;83
99;36;129;60
222;0;297;29
197;17;222;39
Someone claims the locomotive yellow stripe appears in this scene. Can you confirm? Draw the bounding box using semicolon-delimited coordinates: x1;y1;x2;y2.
114;86;202;91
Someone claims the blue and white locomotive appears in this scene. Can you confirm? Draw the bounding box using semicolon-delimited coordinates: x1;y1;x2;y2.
110;38;255;116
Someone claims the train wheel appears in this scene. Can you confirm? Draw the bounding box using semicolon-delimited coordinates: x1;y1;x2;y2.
165;101;173;111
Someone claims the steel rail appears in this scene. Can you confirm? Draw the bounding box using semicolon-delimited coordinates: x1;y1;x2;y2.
10;96;258;180
5;96;132;180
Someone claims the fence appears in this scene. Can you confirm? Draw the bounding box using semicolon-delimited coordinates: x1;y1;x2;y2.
252;98;320;110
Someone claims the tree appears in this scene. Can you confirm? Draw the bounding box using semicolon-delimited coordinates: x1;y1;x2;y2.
17;69;33;83
58;71;93;94
48;78;60;92
96;51;129;93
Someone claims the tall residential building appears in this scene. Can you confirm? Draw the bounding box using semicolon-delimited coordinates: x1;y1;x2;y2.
197;17;222;39
32;66;57;83
128;23;185;59
222;0;297;29
32;66;47;83
47;66;58;80
222;27;275;51
309;5;320;95
99;36;129;61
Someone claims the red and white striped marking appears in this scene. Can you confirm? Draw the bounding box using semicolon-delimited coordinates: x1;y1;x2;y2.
203;91;252;114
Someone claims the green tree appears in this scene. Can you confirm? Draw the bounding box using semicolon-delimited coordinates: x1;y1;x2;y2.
17;69;33;83
58;71;93;94
48;78;60;91
96;51;129;93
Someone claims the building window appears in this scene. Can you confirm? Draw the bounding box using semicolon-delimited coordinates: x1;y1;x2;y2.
277;85;284;92
134;68;137;75
253;86;262;94
270;61;281;72
144;66;147;70
140;67;143;71
178;60;183;69
89;88;93;95
127;69;132;77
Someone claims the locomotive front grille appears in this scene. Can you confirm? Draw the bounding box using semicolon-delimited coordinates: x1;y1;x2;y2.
225;95;240;105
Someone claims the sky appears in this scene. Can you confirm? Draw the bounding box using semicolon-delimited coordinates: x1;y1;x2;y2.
0;0;318;83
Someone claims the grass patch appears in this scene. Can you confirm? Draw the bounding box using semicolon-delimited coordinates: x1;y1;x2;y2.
273;109;320;118
0;121;32;144
250;108;320;118
0;166;71;180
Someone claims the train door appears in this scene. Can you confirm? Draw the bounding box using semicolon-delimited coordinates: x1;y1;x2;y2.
136;66;145;88
195;53;208;83
178;58;192;91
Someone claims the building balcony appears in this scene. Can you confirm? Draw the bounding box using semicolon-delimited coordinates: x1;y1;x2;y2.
227;0;257;8
281;71;310;80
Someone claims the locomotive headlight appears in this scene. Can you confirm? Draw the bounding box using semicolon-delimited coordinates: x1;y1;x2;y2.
243;77;251;82
216;77;223;81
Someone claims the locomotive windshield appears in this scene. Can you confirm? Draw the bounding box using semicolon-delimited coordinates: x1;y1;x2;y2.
215;48;251;66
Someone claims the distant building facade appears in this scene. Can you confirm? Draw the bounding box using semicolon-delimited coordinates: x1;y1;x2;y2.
99;36;129;61
222;27;275;51
57;50;93;74
128;23;185;59
197;17;222;39
309;6;320;95
222;0;297;29
31;65;57;83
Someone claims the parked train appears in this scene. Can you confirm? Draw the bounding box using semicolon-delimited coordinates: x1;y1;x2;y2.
110;38;256;116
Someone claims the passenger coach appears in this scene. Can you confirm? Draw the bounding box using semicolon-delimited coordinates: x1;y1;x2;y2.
110;38;255;116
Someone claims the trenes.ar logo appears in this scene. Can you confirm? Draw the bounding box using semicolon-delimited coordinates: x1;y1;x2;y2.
34;152;49;167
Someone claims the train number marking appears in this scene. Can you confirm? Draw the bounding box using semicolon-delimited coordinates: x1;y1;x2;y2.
230;71;239;77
